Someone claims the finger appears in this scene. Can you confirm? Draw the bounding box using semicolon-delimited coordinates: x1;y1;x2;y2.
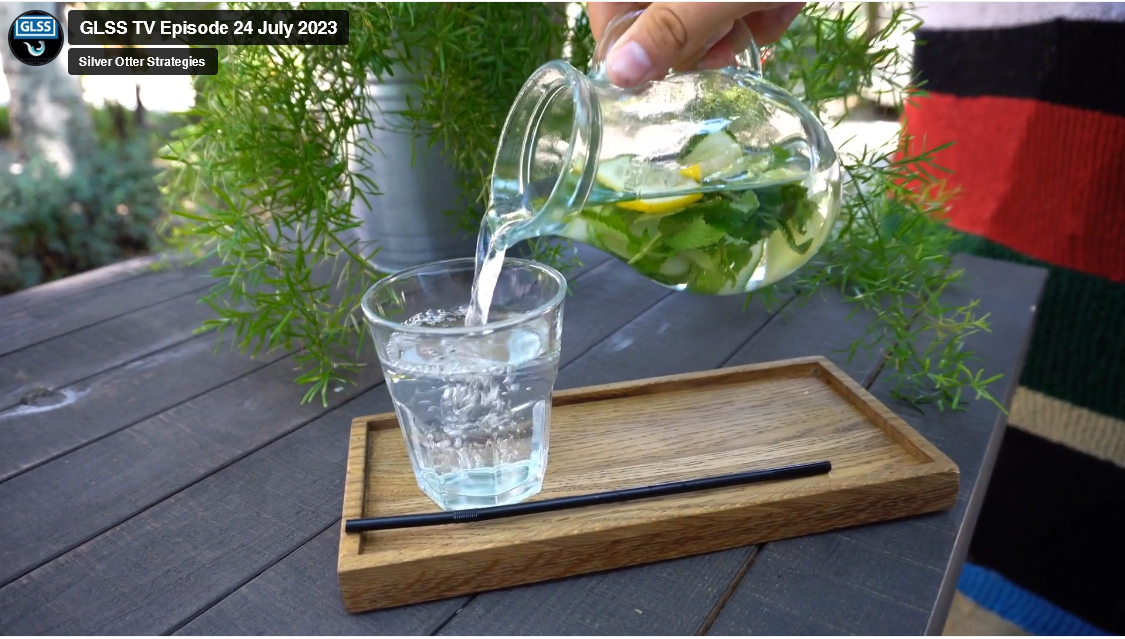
696;18;753;70
697;4;803;70
743;2;804;46
672;22;733;72
586;2;647;45
605;2;784;86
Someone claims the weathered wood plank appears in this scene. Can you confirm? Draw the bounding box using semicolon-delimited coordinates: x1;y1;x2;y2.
178;257;1039;637
0;333;289;483
0;254;160;318
0;243;607;474
179;528;468;636
555;290;786;389
0;263;214;357
0;248;1041;635
437;288;886;635
166;387;472;636
0;256;662;635
175;281;776;635
0;352;386;589
0;245;606;411
705;255;1047;636
723;290;883;381
0;291;216;409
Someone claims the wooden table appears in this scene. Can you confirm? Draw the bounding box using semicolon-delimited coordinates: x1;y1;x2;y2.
0;245;1045;635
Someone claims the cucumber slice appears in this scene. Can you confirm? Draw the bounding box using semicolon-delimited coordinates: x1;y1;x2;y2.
680;131;745;182
594;226;630;258
760;203;830;286
560;216;591;243
658;255;691;277
720;243;764;294
682;130;742;166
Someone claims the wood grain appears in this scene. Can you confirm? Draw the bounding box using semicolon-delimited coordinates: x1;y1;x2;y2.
175;273;776;636
337;358;959;613
0;246;498;411
705;254;1048;635
554;287;791;389
177;527;468;636
0;254;161;318
0;272;222;409
0;333;289;483
182;255;1037;636
0;246;1042;635
439;285;889;635
0;263;214;357
0;247;640;635
0;351;386;589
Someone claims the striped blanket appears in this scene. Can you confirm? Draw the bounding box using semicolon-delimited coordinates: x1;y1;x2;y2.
902;4;1124;635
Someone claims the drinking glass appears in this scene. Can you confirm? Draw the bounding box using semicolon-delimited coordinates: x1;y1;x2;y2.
361;257;565;510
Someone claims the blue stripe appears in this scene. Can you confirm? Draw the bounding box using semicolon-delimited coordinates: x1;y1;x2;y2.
957;563;1110;636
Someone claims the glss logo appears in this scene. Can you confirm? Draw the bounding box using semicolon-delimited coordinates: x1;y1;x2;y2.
7;10;64;66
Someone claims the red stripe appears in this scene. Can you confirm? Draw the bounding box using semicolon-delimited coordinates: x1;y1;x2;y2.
901;92;1125;283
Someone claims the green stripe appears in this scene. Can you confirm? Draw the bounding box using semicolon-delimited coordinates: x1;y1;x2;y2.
951;233;1125;421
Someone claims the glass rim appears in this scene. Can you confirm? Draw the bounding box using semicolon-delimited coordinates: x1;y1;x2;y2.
360;256;567;336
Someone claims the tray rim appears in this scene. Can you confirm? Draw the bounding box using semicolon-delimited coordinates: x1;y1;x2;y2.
337;356;959;605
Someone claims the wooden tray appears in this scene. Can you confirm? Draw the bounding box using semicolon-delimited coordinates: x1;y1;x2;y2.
337;356;959;613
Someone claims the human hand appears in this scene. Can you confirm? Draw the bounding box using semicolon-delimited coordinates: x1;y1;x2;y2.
587;2;804;87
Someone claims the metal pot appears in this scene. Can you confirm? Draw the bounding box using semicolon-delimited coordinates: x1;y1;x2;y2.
349;66;477;274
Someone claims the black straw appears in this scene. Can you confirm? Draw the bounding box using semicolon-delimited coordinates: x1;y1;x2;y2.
344;460;831;533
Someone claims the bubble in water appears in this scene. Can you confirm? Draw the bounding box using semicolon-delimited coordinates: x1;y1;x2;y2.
506;326;543;365
622;159;644;191
404;306;470;328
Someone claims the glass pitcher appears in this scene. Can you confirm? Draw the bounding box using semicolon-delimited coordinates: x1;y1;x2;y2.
485;10;841;295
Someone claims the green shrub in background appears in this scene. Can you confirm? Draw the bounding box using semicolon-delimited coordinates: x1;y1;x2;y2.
0;100;178;294
0;135;163;293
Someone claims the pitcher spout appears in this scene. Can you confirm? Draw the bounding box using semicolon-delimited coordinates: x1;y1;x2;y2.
488;61;602;248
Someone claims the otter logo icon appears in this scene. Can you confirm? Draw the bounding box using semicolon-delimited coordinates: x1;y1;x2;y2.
7;10;63;66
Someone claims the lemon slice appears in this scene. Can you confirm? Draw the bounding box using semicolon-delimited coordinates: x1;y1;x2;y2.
679;164;704;182
679;131;745;182
617;193;703;214
596;156;702;215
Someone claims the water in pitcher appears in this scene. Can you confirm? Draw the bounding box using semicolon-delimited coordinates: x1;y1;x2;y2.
552;135;835;295
467;129;835;323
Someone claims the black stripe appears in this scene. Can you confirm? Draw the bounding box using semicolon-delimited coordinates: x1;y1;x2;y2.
969;427;1125;635
913;20;1125;119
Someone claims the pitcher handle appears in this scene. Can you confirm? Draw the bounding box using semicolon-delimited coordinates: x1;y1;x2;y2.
588;9;763;81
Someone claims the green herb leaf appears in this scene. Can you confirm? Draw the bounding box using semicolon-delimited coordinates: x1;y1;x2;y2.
581;207;630;236
735;190;760;212
770;145;794;164
659;215;727;251
688;268;729;295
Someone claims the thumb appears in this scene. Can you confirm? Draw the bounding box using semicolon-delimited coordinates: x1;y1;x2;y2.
605;2;783;87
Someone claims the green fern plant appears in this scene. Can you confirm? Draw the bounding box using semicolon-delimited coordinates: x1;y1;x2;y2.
163;2;1002;411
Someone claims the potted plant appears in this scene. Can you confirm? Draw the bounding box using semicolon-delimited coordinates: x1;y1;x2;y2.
347;61;477;274
164;2;1003;411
